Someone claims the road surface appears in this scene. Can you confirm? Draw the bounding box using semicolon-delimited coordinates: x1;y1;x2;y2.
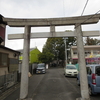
4;68;100;100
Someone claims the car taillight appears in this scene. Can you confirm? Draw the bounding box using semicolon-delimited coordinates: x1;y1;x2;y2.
92;73;96;85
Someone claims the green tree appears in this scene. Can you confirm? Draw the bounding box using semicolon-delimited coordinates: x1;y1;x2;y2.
43;37;65;60
38;52;54;64
42;37;76;61
84;37;100;45
38;31;77;65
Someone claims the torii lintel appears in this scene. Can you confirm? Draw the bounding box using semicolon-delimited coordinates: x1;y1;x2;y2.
1;14;100;27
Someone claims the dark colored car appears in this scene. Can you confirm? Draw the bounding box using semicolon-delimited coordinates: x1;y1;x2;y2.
77;64;100;95
36;63;46;74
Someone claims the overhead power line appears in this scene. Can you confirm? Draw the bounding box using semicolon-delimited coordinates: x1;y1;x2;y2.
81;0;89;16
75;10;100;28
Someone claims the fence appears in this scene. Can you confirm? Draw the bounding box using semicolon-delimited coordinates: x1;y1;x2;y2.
0;71;18;93
19;63;37;74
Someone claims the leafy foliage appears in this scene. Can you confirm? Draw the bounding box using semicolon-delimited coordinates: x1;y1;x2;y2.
38;37;77;64
84;37;100;45
38;52;54;63
43;38;64;60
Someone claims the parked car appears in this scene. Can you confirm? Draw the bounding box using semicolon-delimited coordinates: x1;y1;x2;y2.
64;64;78;77
36;63;46;74
77;64;100;95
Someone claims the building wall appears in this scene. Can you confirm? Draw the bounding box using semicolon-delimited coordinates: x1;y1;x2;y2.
0;48;19;59
71;45;100;63
18;48;41;64
30;48;41;63
71;46;100;58
0;48;20;76
0;67;8;76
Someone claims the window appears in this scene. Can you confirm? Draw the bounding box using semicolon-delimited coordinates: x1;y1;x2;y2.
86;67;92;75
84;51;91;57
73;51;77;55
66;65;76;69
0;53;8;67
96;66;100;76
85;51;91;55
9;58;19;64
93;50;98;55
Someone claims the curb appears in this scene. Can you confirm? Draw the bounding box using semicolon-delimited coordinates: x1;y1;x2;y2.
0;83;20;100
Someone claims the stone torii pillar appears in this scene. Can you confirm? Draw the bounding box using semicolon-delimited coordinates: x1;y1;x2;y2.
75;24;90;100
20;25;31;99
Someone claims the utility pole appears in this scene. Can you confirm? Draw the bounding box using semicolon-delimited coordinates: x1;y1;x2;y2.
64;37;68;66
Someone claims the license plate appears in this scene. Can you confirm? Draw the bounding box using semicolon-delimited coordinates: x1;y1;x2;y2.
72;74;74;76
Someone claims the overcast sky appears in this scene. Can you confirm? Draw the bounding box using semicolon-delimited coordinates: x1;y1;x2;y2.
0;0;100;52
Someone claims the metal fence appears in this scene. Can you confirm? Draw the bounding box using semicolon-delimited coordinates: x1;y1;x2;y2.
0;71;18;93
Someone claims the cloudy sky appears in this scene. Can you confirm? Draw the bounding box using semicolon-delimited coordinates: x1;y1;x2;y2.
0;0;100;52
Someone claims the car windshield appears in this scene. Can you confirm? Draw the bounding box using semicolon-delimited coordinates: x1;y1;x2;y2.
66;65;76;69
38;64;45;68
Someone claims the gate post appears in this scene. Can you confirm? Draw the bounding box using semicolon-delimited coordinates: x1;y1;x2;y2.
50;25;55;36
20;25;31;99
75;24;90;100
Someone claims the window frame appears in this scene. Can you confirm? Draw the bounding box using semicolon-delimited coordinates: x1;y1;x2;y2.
86;66;92;75
0;52;8;67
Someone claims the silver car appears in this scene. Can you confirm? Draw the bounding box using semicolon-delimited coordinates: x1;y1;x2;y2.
64;64;78;77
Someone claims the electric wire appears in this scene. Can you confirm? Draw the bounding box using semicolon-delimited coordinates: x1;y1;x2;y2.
62;0;100;31
81;0;89;16
75;10;100;29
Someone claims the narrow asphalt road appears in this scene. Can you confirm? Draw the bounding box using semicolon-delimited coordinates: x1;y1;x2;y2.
31;68;81;100
4;68;100;100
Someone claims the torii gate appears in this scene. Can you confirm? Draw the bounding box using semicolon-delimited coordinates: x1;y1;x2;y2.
1;14;100;100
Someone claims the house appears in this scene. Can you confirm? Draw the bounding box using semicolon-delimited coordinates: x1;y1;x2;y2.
18;47;41;74
18;47;41;64
0;18;21;89
70;45;100;64
30;48;41;63
0;45;20;76
0;21;20;76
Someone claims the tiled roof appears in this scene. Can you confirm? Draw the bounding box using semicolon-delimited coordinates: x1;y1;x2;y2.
17;48;35;53
0;45;20;53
